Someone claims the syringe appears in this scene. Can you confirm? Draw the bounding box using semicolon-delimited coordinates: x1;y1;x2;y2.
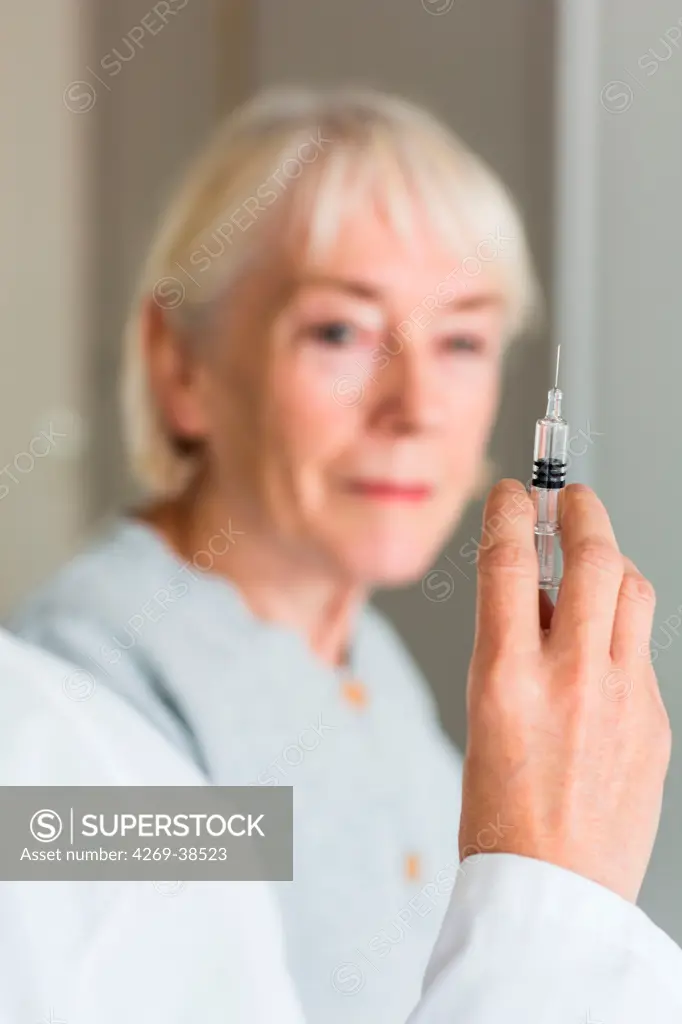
530;345;569;590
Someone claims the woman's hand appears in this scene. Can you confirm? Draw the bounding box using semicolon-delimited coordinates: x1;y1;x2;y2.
459;479;671;903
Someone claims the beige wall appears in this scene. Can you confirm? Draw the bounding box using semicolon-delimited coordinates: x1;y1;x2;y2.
573;0;682;946
85;0;223;520
0;0;231;615
0;1;92;614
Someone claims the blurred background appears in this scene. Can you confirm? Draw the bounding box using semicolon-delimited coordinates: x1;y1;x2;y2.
2;0;681;940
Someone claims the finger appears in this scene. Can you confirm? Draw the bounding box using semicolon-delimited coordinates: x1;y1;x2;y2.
474;478;540;659
611;556;657;665
549;484;623;655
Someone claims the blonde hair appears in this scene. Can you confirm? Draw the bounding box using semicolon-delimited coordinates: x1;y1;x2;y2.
122;85;541;497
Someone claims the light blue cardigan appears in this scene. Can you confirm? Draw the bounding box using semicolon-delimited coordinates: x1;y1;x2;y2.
10;518;463;1024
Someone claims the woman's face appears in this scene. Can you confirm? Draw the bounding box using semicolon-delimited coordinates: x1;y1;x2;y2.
201;203;506;586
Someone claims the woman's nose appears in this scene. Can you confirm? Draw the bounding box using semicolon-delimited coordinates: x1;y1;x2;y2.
367;342;445;436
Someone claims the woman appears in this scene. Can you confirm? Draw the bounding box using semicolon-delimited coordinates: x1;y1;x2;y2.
12;86;538;1023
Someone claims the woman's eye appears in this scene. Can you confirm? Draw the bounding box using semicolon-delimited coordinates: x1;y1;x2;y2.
307;320;357;346
443;334;485;354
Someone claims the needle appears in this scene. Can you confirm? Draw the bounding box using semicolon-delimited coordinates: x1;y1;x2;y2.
554;344;561;389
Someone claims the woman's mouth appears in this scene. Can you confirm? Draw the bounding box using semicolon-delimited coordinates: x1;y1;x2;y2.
346;479;434;502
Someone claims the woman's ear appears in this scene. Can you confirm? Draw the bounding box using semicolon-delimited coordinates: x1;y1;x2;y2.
141;296;210;446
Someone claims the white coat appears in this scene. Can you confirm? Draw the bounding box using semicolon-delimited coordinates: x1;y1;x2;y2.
0;628;680;1024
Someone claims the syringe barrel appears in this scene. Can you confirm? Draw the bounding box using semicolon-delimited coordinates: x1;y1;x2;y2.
530;388;569;589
